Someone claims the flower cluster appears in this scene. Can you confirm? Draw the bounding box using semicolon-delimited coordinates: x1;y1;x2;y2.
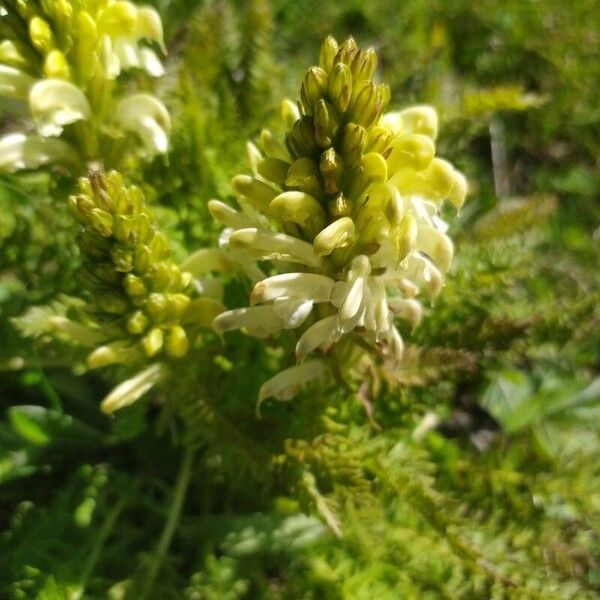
59;171;223;412
0;0;170;174
211;36;467;402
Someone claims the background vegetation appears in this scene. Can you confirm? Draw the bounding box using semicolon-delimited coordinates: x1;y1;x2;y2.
1;0;599;598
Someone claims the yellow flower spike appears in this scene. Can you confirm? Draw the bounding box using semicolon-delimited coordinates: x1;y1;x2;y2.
386;134;435;175
269;191;327;238
211;37;469;392
44;50;71;80
313;217;355;256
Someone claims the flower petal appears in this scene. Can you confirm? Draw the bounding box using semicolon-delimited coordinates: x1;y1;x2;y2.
0;133;80;172
229;228;321;267
0;65;35;100
296;316;340;361
213;306;284;338
101;363;165;414
114;93;171;155
258;360;327;412
313;217;355;256
416;225;454;273
29;79;91;136
251;272;335;305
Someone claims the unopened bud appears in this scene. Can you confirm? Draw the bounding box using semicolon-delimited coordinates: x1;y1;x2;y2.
300;67;328;114
286;116;318;158
319;148;344;195
314;99;339;148
334;37;358;66
165;326;189;358
286;158;322;198
319;36;339;73
340;123;367;165
314;217;355;256
269;191;327;238
350;48;377;82
328;63;352;113
142;327;163;357
29;17;55;54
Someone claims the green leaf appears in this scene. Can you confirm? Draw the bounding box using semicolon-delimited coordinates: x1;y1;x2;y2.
8;406;52;446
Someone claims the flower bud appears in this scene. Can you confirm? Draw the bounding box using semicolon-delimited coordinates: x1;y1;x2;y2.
285;158;322;198
300;66;328;114
350;48;377;82
319;36;339;73
44;50;71;80
334;37;358;66
165;326;189;358
127;310;149;334
29;17;55;54
286;116;318;158
269;191;327;238
319;148;344;195
340;122;367;165
314;99;339;148
142;327;164;357
313;217;355;256
328;63;352;113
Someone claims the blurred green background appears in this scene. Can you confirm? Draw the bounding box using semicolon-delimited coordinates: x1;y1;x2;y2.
1;0;599;598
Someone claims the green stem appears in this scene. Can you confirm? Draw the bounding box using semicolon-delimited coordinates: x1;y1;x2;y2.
138;444;197;600
75;493;129;599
